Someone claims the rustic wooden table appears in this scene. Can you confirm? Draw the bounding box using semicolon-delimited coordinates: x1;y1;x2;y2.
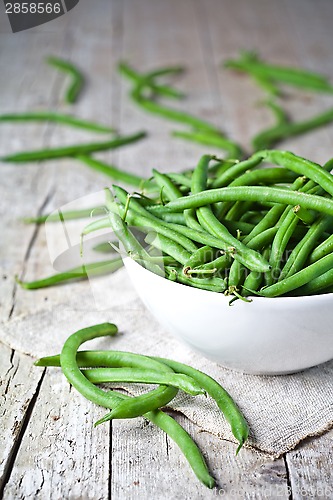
1;0;333;498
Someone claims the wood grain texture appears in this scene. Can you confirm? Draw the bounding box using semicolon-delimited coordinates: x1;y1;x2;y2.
0;0;333;498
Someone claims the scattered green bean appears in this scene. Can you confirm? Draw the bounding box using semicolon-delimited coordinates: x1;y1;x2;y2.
1;131;146;163
47;56;85;103
16;257;123;289
0;111;115;134
76;154;155;191
225;51;333;94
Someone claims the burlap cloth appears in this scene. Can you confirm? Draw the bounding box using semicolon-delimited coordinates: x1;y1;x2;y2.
1;267;333;458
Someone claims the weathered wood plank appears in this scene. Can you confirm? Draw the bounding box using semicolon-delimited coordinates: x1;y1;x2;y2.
286;430;333;500
2;364;110;500
0;343;43;494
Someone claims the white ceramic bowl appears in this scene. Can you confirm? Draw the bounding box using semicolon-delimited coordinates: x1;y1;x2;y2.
123;257;333;375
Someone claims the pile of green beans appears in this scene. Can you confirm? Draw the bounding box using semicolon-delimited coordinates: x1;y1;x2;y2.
35;323;249;488
82;150;333;300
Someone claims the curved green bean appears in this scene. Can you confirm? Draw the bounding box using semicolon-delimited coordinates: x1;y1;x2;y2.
225;51;333;94
36;347;215;488
253;108;333;151
152;168;183;200
254;150;333;198
60;323;179;421
118;61;185;100
47;56;85;103
150;356;249;453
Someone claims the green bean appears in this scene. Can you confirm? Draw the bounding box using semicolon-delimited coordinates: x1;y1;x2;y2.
238;177;313;246
309;233;333;263
131;87;218;133
103;208;164;276
1;131;146;163
58;327;214;486
183;207;205;233
77;155;156;191
152;168;183;200
118;61;185;100
290;268;333;296
109;188;197;253
281;216;333;279
148;205;255;236
144;210;186;225
23;206;106;224
97;383;179;421
159;218;254;253
46;56;85;103
0;112;115;134
195;252;232;275
16;257;123;289
225;200;254;222
191;155;271;272
58;324;120;409
253;108;333;151
224;51;333;93
229;167;298;188
164;186;333;217
82;367;204;396
242;247;271;297
172;130;243;159
183;246;216;270
267;208;299;284
258;252;333;297
36;348;215;488
167;172;192;189
60;323;180;420
126;208;198;253
165;266;227;292
211;155;263;189
251;72;281;96
254;150;333;198
229;226;278;287
145;232;191;265
293;205;317;225
264;100;289;126
150;356;249;453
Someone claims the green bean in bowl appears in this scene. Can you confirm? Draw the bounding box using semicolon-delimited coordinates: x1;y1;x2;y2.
83;151;333;374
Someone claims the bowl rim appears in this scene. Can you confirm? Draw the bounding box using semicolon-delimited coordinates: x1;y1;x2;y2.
123;256;333;303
